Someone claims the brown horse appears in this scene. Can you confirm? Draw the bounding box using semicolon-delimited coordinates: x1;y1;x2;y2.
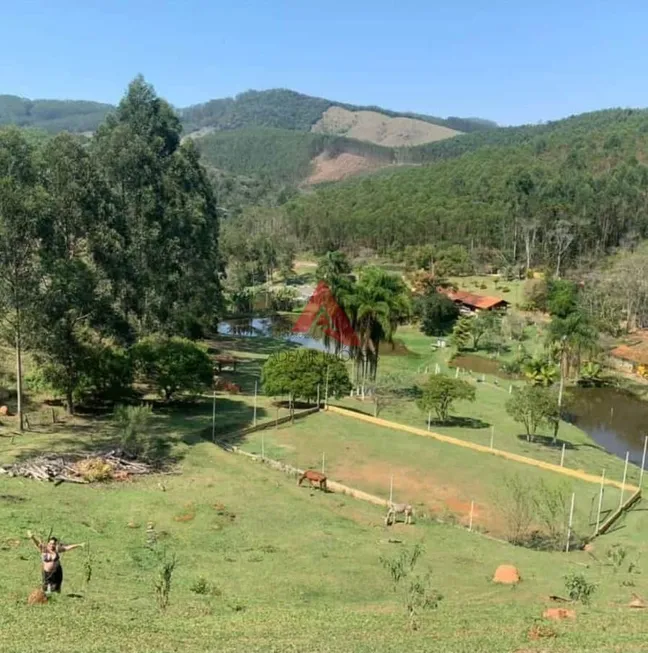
298;470;328;492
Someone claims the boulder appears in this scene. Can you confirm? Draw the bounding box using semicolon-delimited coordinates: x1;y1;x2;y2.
493;564;521;584
543;608;576;621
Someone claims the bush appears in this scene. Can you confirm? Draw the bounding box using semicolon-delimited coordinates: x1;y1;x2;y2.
269;287;299;312
262;349;351;408
522;278;548;311
418;290;460;336
132;336;213;401
417;375;476;423
113;404;169;463
34;341;134;409
564;573;596;605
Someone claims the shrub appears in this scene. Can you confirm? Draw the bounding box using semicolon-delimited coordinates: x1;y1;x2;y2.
35;341;134;409
418;290;460;336
154;550;177;611
522;278;548;311
113;404;169;463
380;544;442;631
564;573;596;605
190;577;210;595
262;350;351;408
417;375;476;424
131;336;213;401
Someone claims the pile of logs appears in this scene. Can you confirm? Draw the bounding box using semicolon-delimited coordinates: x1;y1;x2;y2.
0;450;155;485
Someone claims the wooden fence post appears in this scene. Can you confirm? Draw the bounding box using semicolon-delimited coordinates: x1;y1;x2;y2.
620;452;629;508
595;469;605;533
566;492;576;552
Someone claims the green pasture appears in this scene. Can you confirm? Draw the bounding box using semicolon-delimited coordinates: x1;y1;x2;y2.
0;399;647;652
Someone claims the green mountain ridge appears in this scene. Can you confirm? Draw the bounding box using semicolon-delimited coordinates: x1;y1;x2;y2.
0;87;495;135
284;106;648;269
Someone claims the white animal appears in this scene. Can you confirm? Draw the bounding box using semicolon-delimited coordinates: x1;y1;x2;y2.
384;502;414;526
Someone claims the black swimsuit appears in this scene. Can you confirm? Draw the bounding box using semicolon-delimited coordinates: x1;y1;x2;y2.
41;549;63;593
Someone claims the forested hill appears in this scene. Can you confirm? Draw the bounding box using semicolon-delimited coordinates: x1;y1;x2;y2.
179;88;495;135
0;88;494;136
284;106;648;272
0;95;112;133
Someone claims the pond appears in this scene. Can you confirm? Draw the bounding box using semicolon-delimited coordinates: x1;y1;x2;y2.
217;316;333;352
452;353;648;465
217;315;413;355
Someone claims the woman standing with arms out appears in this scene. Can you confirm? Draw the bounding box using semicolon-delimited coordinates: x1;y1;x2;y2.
27;530;85;594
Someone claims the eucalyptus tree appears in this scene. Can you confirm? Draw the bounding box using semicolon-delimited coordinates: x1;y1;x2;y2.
0;128;45;429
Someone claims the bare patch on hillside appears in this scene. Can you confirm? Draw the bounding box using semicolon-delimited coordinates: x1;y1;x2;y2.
306;152;391;185
312;106;460;147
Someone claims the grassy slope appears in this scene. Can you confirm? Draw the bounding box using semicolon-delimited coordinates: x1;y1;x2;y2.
2;325;648;651
240;411;623;538
1;399;647;652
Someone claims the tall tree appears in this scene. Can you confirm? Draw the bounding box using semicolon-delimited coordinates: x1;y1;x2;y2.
35;133;119;414
92;76;222;337
341;267;411;393
0;128;44;430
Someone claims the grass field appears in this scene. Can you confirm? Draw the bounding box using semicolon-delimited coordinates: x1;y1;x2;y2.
3;294;648;652
239;411;624;540
2;399;648;652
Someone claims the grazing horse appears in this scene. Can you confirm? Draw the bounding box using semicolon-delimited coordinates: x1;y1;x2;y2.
385;502;414;526
298;470;328;492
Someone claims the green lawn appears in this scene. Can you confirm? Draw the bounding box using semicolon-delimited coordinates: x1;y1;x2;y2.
449;274;527;307
239;411;624;541
346;326;644;491
1;400;648;653
2;320;648;652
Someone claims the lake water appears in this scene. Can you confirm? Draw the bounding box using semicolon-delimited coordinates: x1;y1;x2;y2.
449;353;648;465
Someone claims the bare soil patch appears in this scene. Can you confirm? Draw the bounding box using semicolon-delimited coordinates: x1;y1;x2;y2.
312;106;460;147
306;152;389;185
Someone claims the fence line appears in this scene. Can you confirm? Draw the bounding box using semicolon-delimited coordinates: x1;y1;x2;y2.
216;408;633;548
325;405;640;492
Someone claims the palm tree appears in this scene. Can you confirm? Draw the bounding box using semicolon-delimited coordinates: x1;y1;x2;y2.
316;250;352;286
547;311;599;380
340;267;411;394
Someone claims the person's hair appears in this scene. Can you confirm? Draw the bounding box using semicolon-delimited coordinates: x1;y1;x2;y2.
48;537;58;544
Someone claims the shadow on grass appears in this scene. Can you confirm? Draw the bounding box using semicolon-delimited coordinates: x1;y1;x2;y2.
515;434;577;450
8;397;270;469
442;416;491;429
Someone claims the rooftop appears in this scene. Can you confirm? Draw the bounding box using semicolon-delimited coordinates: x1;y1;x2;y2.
439;288;509;310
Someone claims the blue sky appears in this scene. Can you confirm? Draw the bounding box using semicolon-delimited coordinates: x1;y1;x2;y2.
2;0;647;125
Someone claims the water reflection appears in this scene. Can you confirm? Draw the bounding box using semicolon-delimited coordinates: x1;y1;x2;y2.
449;353;648;463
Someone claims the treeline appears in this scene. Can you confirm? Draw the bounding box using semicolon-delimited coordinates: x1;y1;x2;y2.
196;127;396;185
181;88;495;135
0;76;222;419
400;108;648;164
0;95;113;133
284;108;648;272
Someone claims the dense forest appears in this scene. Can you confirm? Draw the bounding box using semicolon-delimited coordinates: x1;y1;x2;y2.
0;88;494;135
181;88;497;134
0;76;222;418
283;107;648;273
196;126;396;184
0;95;112;132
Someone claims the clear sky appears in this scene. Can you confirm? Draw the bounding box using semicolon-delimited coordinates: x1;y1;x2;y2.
2;0;647;126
